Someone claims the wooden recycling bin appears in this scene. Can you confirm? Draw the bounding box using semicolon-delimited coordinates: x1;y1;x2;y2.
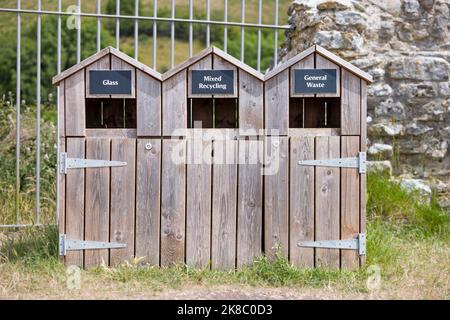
54;45;371;270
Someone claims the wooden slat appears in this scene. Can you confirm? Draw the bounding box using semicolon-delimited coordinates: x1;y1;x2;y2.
290;137;315;268
85;129;137;138
264;137;289;259
315;136;340;269
341;69;361;135
65;138;85;267
161;139;186;266
58;81;65;237
315;53;340;98
341;136;360;269
65;70;85;136
239;70;263;136
290;54;315;98
188;54;213;98
84;138;110;268
212;139;237;270
265;69;289;136
111;55;136;98
237;138;262;267
86;54;111;98
213;53;238;98
163;70;187;136
136;139;161;265
289;128;340;137
186;137;212;268
137;70;161;136
360;80;367;267
110;139;136;265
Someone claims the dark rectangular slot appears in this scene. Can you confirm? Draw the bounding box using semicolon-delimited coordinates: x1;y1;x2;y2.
188;98;238;129
86;98;136;129
289;97;340;128
215;98;238;128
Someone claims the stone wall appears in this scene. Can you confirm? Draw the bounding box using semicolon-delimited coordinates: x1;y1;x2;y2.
279;0;450;206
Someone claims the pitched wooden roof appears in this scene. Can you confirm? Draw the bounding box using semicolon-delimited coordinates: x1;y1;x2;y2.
52;46;162;85
53;44;372;85
162;46;265;81
265;45;373;83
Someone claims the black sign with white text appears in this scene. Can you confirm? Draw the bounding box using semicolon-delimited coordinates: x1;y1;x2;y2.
294;69;337;94
191;70;234;95
89;70;132;95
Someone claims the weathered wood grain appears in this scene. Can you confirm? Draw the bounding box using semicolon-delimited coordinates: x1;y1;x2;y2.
290;136;315;268
264;137;289;259
341;68;361;135
341;136;360;269
110;139;136;265
213;53;238;98
188;54;213;98
65;138;85;267
315;53;340;98
237;138;262;267
111;55;136;98
290;54;315;98
86;54;111;98
84;138;110;268
137;70;161;136
212;138;238;270
65;70;85;136
360;80;367;267
239;70;263;136
186;136;212;268
58;81;66;237
136;139;161;265
161;139;186;266
163;71;187;136
265;70;289;136
315;136;340;269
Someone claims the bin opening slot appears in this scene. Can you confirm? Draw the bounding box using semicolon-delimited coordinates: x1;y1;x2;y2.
289;97;340;129
86;98;137;129
188;98;238;129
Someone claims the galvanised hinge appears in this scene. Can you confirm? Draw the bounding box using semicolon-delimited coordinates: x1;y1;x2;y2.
59;152;127;174
59;234;127;256
298;152;366;174
298;233;366;256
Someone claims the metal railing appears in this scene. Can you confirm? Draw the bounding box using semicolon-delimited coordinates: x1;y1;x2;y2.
0;0;290;228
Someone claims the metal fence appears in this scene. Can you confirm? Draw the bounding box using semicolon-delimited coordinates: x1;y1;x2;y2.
0;0;290;228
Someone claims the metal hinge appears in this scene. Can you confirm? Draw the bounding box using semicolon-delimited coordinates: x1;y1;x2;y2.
59;234;127;256
298;152;366;174
298;233;366;256
59;152;127;174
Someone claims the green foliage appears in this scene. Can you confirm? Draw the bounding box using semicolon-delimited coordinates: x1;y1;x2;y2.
0;225;59;265
0;100;57;225
367;173;450;240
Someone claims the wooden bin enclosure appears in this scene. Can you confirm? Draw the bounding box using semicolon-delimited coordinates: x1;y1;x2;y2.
54;45;372;270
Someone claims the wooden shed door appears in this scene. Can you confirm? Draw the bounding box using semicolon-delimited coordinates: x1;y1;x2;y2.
290;135;365;269
61;137;136;268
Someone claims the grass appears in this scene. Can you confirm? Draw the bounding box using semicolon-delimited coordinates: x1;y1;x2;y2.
0;173;448;299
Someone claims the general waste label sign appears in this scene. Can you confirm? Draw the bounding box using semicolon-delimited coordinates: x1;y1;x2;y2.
191;70;234;95
294;69;337;94
89;70;132;95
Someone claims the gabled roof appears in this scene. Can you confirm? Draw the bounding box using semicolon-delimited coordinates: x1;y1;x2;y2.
264;45;373;83
52;46;162;85
162;46;265;81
